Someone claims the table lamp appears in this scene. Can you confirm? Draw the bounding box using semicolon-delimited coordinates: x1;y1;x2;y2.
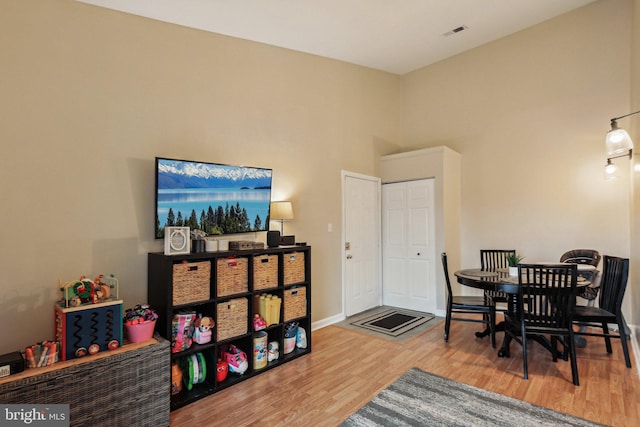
271;201;294;235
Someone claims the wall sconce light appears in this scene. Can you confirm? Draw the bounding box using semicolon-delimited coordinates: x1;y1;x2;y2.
270;201;294;235
604;110;637;177
603;158;619;180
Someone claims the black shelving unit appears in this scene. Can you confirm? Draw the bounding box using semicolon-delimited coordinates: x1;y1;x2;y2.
148;245;311;410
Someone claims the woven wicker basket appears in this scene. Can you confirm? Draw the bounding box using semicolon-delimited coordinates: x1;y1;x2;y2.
0;338;170;427
216;257;248;297
216;298;248;341
172;261;211;305
253;255;278;290
283;252;305;285
284;286;307;321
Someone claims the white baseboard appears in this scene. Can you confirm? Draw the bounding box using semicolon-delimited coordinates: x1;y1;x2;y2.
433;308;446;318
630;324;640;377
311;313;346;331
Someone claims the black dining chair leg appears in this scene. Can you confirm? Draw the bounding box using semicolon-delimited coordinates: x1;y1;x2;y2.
521;320;528;380
489;308;496;348
619;314;632;368
551;336;558;362
568;331;580;386
602;322;612;353
444;304;452;342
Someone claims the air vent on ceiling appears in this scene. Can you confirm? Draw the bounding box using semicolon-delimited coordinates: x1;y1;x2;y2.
443;25;468;37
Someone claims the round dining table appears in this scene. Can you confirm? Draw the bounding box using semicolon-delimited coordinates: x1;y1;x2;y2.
454;265;594;358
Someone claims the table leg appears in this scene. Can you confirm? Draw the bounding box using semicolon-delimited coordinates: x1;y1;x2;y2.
475;321;505;338
497;293;518;358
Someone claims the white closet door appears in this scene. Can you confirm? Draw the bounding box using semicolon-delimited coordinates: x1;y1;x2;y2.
382;179;436;313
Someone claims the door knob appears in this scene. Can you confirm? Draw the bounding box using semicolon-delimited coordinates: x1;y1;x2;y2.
346;255;353;259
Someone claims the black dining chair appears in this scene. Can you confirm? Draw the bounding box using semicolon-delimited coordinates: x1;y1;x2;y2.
504;263;579;385
442;253;496;347
572;255;632;368
480;249;516;313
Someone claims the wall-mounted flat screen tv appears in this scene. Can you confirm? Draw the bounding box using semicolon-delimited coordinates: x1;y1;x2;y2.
155;157;272;238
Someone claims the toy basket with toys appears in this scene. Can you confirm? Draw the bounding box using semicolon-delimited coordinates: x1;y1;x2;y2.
124;304;159;343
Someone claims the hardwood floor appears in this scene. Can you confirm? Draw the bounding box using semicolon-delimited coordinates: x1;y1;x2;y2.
170;318;640;426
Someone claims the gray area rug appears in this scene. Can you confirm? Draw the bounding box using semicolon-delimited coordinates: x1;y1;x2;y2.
341;368;609;427
335;306;441;343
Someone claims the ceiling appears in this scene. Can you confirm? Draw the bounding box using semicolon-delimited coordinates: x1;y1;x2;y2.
76;0;597;75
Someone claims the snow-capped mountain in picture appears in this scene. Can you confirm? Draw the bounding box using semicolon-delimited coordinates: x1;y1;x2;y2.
157;159;272;189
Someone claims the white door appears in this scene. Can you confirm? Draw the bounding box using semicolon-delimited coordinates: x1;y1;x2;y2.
382;179;436;313
343;171;381;316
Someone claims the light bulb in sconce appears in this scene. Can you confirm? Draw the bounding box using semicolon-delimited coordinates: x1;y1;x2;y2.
604;159;619;180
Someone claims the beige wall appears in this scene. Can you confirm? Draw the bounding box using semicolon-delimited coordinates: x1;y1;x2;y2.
0;0;401;353
1;0;637;355
400;0;635;320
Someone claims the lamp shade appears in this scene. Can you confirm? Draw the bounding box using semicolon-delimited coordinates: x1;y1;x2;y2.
271;201;294;221
605;120;634;156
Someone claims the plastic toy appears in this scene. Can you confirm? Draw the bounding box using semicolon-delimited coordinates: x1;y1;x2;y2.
193;315;214;344
296;327;307;349
284;322;298;354
216;358;229;382
172;312;196;353
253;331;268;370
180;352;206;391
253;314;267;331
221;344;248;375
267;341;279;362
171;362;183;395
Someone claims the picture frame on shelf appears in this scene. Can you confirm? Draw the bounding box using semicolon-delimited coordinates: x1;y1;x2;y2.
164;227;190;255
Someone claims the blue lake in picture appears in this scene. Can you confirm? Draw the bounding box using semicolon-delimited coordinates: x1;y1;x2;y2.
157;188;271;229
